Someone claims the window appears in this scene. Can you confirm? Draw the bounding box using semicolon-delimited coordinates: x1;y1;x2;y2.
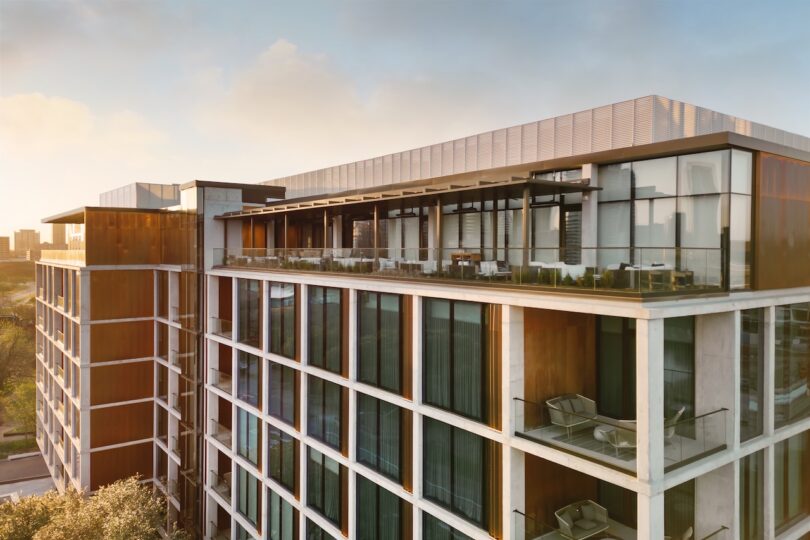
423;299;489;422
267;488;297;540
236;407;261;468
236;465;261;528
775;302;810;428
268;361;297;426
306;519;336;540
664;317;695;422
268;426;296;493
739;450;764;540
237;279;262;348
307;377;343;450
423;417;494;528
422;511;473;540
597;316;636;419
308;286;343;374
235;522;256;540
356;393;401;481
307;448;342;526
270;282;296;359
774;432;809;532
740;309;764;441
358;291;403;394
356;475;409;540
237;351;261;408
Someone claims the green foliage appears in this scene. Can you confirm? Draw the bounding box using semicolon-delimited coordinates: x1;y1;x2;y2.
0;323;35;395
0;476;185;540
2;379;36;435
0;438;38;460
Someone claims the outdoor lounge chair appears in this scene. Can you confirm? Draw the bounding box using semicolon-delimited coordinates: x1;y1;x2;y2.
664;405;686;441
555;500;610;540
546;394;596;438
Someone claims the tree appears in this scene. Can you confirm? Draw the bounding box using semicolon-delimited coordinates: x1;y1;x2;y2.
1;379;36;435
0;323;35;391
0;476;189;540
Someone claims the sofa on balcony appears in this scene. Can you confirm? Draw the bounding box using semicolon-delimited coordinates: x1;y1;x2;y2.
546;394;597;438
554;500;610;540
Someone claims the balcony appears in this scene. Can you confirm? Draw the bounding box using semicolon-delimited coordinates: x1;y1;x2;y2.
210;521;230;540
210;470;231;503
515;397;728;474
513;509;636;540
209;368;232;395
209;317;233;340
56;295;65;310
210;420;232;449
213;247;723;298
56;330;64;345
40;250;86;266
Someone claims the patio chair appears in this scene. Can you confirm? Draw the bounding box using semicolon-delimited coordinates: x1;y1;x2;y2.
478;260;512;278
664;406;686;441
555;500;610;540
546;394;596;439
603;420;637;456
664;526;693;540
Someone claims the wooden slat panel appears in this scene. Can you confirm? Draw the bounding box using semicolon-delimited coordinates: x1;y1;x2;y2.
90;270;154;321
85;209;161;265
90;360;154;405
523;308;596;427
487;304;502;430
754;153;810;290
401;409;413;493
90;321;153;363
90;441;153;491
524;453;598;527
90;401;153;448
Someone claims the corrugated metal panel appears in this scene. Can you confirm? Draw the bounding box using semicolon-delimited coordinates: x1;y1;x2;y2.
573;110;592;156
421;147;431;179
478;131;493;170
492;128;507;168
612;100;635;148
653;95;672;143
521;122;538;163
555;114;573;157
634;96;653;146
506;125;522;166
683;103;696;138
383;155;393;184
539;118;555;160
430;144;442;178
453;138;466;174
442;141;454;176
592;105;612;152
392;153;401;184
465;136;478;171
410;149;420;181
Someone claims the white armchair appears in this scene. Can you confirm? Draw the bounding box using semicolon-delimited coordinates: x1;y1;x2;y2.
546;394;597;438
555;500;610;540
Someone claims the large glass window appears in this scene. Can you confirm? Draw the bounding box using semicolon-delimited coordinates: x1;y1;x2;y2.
356;476;409;540
236;407;261;468
237;351;261;409
775;302;810;428
267;488;297;540
356;393;401;481
308;286;343;374
422;513;473;540
268;426;296;494
597;316;636;419
358;291;402;394
306;519;336;540
423;417;491;528
269;282;296;359
664;317;695;421
423;299;489;422
236;465;261;528
739;450;764;540
740;309;765;441
238;279;262;348
268;361;296;426
307;448;342;526
307;377;343;450
774;432;809;532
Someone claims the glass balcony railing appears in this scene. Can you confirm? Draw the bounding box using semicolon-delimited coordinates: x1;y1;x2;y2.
514;397;729;474
41;250;86;266
513;510;556;539
213;246;724;296
210;420;232;449
209;368;233;395
209;317;233;339
210;470;231;503
695;526;730;540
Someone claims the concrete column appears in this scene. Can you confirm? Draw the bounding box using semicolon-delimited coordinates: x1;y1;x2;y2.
411;296;423;538
581;164;599;267
521;185;530;269
763;306;776;436
763;445;776;539
732;459;741;539
695;312;736;448
636;318;665;484
637;492;665;540
695;462;735;538
732;310;742;449
504;306;524;433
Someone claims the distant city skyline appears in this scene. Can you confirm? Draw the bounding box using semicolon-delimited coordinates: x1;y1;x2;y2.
2;0;809;238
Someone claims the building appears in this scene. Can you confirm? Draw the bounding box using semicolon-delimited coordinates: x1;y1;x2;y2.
0;237;9;259
15;229;40;256
35;96;810;540
52;224;67;250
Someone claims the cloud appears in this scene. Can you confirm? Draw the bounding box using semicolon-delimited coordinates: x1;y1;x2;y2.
0;93;165;160
196;39;516;175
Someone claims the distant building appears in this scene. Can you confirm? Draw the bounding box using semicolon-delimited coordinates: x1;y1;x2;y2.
0;237;9;259
14;229;40;255
51;224;67;250
99;182;181;209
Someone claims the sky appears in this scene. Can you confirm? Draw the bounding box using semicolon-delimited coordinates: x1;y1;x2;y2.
1;0;809;245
